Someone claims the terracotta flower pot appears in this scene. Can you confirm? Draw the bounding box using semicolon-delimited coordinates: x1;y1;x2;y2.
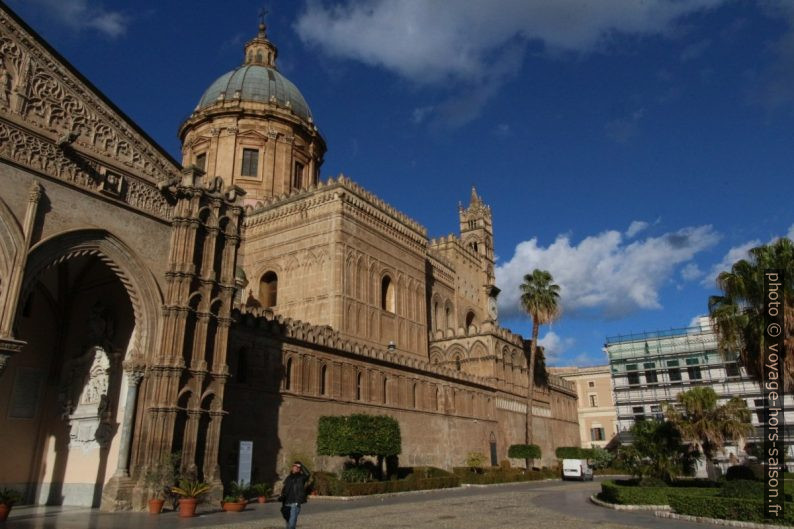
178;497;198;517
148;498;164;514
0;503;10;523
257;496;267;504
221;500;246;512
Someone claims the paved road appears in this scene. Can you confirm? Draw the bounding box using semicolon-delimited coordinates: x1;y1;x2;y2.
4;479;708;529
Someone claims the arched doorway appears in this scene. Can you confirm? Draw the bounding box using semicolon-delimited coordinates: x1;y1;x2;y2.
0;230;160;508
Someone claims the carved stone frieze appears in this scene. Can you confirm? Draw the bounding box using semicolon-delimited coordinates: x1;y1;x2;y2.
0;10;179;184
0;119;172;219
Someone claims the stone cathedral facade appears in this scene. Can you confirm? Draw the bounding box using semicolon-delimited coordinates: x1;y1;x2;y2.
0;5;579;511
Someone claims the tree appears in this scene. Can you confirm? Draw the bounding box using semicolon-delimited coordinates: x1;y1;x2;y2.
708;237;793;389
520;269;561;444
316;414;401;476
507;444;541;469
617;420;696;483
663;387;753;462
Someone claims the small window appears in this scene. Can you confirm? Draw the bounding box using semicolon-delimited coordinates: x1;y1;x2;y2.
383;377;388;403
381;275;395;313
632;406;645;422
589;394;598;407
259;271;278;307
668;367;682;382
285;358;292;391
320;365;328;395
465;311;475;329
754;398;765;423
725;363;740;378
241;148;259;177
293;162;304;189
455;357;462;371
650;404;662;420
195;153;207;172
590;427;605;441
588;381;595;388
356;373;362;401
627;372;640;386
688;365;702;380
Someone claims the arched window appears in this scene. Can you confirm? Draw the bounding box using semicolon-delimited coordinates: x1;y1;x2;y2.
356;372;363;401
445;304;451;330
433;301;440;330
285;358;293;391
320;364;328;395
465;311;475;329
381;275;395;313
259;271;278;307
455;357;462;371
382;377;388;403
412;383;418;409
256;51;263;63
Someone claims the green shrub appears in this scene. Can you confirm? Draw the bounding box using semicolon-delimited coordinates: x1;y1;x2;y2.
455;467;554;485
555;447;594;459
719;479;764;499
465;452;487;470
317;414;401;463
725;465;757;482
508;444;541;460
670;495;794;525
599;480;719;506
341;465;372;483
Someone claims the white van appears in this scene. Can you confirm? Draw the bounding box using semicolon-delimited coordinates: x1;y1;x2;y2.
562;459;593;481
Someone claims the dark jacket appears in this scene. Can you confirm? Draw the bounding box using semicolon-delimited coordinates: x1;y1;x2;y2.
280;467;310;504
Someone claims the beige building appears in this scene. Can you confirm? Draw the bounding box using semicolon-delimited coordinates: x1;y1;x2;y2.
552;365;618;449
0;6;579;512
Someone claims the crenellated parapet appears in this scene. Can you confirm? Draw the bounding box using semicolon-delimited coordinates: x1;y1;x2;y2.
243;174;429;251
234;306;492;388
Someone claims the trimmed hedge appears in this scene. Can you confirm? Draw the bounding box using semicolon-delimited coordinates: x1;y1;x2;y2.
311;468;459;496
725;465;757;482
599;480;719;505
508;444;541;460
669;495;794;525
316;414;401;460
453;467;556;484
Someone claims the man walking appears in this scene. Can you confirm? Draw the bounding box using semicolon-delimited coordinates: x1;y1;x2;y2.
279;461;311;529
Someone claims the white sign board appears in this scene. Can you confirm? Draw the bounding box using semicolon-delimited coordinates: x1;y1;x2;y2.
238;440;253;486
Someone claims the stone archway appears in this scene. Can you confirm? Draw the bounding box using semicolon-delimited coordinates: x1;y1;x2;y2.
0;229;162;509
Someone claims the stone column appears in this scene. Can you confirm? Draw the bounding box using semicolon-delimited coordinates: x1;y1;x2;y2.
115;368;144;477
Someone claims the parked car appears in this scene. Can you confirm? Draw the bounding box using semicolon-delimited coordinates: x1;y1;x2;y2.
562;459;593;481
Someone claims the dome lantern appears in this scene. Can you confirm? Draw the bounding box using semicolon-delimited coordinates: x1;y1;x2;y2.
244;12;277;68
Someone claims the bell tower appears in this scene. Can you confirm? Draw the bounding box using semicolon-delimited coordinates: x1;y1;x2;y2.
459;187;499;321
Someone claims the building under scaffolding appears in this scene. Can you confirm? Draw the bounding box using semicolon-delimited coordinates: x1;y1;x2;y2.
605;316;793;470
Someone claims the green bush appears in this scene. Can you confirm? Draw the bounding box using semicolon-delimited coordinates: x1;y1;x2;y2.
465;452;487;470
341;465;372;483
599;480;719;506
725;465;758;482
317;414;401;462
555;447;594;459
454;467;555;485
508;444;541;460
670;495;794;525
719;479;764;499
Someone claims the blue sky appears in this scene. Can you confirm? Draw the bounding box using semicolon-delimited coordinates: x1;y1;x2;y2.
10;0;793;367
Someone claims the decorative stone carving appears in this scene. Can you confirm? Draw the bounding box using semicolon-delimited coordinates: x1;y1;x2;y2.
66;345;114;451
0;121;172;219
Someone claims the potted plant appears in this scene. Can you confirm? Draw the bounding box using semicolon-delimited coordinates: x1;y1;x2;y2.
221;481;248;512
142;461;175;514
250;483;271;503
170;479;210;517
0;488;22;522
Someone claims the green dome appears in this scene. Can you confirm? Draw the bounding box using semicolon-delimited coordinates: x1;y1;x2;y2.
197;65;312;121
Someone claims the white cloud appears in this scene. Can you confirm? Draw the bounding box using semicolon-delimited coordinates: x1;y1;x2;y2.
538;331;575;364
495;224;720;320
23;0;128;37
701;239;760;288
680;262;703;281
296;0;726;126
626;220;649;238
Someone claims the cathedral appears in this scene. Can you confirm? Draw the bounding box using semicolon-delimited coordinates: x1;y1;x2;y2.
0;5;579;511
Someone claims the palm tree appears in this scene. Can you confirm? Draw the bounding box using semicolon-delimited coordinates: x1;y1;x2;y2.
708;237;793;389
520;269;560;445
663;387;753;469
